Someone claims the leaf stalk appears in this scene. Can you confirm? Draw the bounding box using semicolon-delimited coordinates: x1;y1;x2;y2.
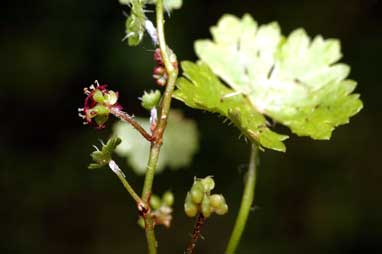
225;144;258;254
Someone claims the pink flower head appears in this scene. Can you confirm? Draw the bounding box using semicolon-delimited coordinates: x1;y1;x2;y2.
78;80;122;129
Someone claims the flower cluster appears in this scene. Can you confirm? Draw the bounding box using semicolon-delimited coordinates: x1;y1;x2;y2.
152;48;178;87
184;176;228;218
138;191;175;228
78;81;122;129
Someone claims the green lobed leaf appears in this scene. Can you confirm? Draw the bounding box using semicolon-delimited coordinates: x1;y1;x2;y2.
174;61;288;151
113;110;199;174
195;14;363;140
174;15;362;151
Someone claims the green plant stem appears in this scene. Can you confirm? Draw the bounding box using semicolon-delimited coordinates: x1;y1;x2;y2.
153;0;178;144
225;145;258;254
142;143;160;254
140;1;179;254
115;167;143;205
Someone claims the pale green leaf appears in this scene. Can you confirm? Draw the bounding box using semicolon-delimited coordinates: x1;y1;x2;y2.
174;61;288;152
175;14;362;150
113;110;199;174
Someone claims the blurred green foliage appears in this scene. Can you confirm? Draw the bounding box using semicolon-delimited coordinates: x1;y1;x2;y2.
1;0;381;254
113;110;198;174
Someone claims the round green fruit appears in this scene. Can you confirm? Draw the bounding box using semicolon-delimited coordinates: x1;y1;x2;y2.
190;182;204;204
162;191;174;207
150;194;162;210
201;194;212;218
214;203;228;215
209;194;225;208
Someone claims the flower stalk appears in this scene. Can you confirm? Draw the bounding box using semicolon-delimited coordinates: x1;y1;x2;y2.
185;213;206;254
109;107;154;142
108;160;145;208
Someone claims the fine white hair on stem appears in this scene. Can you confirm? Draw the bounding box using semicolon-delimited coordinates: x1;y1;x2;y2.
145;19;158;45
109;160;126;178
150;107;158;127
221;91;243;101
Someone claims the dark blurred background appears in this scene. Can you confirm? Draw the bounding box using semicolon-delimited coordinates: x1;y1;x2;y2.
1;0;381;253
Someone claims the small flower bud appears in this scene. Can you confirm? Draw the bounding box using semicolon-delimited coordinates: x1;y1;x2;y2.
155;76;167;87
153;66;166;75
92;89;105;103
209;194;225;209
201;194;212;218
201;176;215;193
92;104;110;115
162;191;174;207
185;203;198;218
93;114;109;128
214;203;228;215
137;217;145;229
153;48;163;65
190;181;204;204
104;90;119;105
152;66;168;87
185;192;198;217
141;90;161;110
150;194;162;210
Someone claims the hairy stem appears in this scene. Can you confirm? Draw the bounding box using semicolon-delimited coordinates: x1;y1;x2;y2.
225;145;258;254
108;160;147;213
186;213;206;254
153;0;178;144
110;107;154;142
140;1;179;254
114;165;144;206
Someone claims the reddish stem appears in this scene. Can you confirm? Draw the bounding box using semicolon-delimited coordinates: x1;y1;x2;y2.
110;107;154;142
186;213;206;254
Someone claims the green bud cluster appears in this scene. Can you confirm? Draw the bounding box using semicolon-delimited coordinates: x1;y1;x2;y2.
138;191;175;229
184;176;228;218
141;90;161;110
89;137;121;169
92;89;119;105
150;191;174;210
